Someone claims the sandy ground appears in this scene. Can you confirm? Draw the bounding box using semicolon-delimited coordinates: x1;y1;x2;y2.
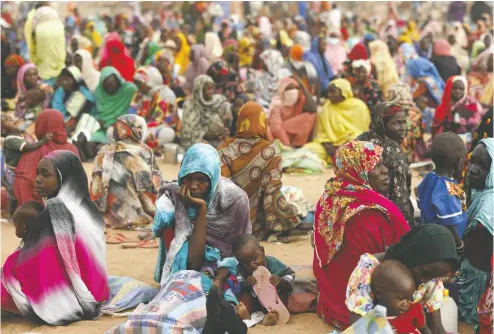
1;161;474;334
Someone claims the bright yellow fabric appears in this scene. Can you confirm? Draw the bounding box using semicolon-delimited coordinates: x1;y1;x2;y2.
239;37;253;67
35;20;66;80
175;33;191;75
312;79;370;147
24;9;36;63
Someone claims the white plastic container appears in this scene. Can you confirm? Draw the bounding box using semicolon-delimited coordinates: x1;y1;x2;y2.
440;294;458;334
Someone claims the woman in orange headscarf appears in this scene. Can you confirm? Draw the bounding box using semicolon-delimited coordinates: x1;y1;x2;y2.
217;101;300;240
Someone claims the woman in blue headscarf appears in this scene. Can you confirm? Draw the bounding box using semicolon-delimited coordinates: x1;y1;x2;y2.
407;57;445;108
459;138;493;332
152;143;251;295
303;36;334;96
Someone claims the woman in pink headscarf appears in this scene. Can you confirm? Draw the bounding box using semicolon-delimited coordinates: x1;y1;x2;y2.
268;76;317;147
183;44;210;92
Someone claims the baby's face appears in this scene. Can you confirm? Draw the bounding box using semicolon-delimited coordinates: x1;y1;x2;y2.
378;278;415;317
234;241;266;276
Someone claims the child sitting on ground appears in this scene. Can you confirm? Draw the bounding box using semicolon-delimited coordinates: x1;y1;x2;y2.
232;234;295;326
369;260;430;334
12;201;44;248
417;132;467;256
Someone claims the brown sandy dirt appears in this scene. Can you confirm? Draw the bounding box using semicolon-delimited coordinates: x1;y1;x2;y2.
1;162;474;333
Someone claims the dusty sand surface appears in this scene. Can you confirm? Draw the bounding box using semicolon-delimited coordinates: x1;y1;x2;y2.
1;162;474;333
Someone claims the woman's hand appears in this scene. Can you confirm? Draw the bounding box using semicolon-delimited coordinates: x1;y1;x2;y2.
178;185;206;208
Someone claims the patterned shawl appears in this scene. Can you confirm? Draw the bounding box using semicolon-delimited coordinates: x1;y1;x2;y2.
314;141;409;266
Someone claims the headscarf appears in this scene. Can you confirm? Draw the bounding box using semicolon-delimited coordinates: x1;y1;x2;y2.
399;21;420;44
32;6;66;80
290;45;304;61
68;35;92;55
467;138;494;234
386;83;415;111
16;63;38;95
255;50;291;106
180;75;230;149
3;54;24;96
14;110;79;205
178;143;221;217
259;16;272;39
471;47;494;72
85;21;103;48
268;77;307;130
74;49;100;92
385;225;457;268
98;33;135;81
205;32;224;59
314;141;409;266
304;37;334;91
313;78;371;146
369;40;399;96
415;36;433;59
293;31;311;52
471;40;486;60
433;40;452;57
234;101;268;139
433;75;470;128
95;66;137;129
348;43;368;61
407;57;445;104
325;36;347;75
174;32;191;75
238;37;253;67
184;44;210;91
144;42;160;65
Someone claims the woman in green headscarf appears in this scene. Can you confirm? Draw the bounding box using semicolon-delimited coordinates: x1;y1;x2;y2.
91;66;137;144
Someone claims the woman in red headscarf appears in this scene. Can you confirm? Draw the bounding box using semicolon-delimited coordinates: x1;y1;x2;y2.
433;76;484;145
99;33;135;81
14;109;79;205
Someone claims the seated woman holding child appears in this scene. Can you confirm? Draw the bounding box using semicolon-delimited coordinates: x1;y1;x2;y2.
217;101;300;241
90;114;162;230
2;150;108;325
14;109;79;206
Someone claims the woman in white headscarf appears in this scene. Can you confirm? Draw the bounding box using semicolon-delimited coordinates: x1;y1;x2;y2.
74;49;101;92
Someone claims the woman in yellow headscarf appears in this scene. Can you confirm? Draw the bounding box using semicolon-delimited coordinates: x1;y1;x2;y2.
399;21;420;44
304;79;370;164
174;32;191;75
238;36;254;67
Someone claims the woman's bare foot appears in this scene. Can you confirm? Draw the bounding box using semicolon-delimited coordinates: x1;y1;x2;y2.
261;309;279;326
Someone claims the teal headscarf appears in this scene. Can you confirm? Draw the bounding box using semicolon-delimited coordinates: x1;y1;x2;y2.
467;138;494;235
145;42;161;65
178;143;220;218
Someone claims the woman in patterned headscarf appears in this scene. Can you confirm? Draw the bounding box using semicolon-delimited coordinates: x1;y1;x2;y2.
313;140;410;329
217;101;300;241
90;114;162;229
386;83;426;162
180;75;232;150
358;102;415;226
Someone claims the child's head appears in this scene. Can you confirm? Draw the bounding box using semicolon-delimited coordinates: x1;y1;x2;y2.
13;201;44;239
431;132;467;179
232;234;266;275
415;96;428;111
1;115;18;136
370;260;415;317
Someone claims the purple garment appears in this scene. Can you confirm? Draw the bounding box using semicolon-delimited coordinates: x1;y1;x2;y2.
184;44;210;91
